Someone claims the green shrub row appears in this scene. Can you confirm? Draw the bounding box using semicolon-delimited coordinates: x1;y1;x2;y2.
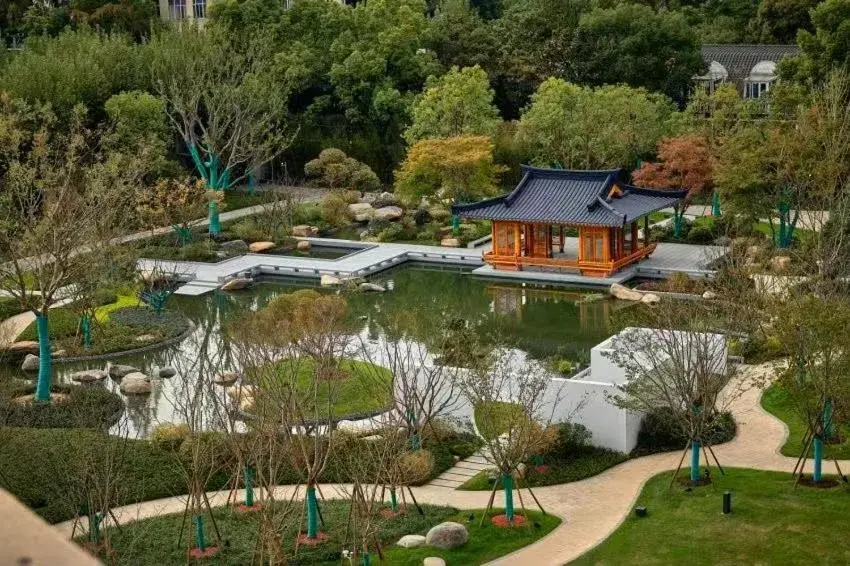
0;383;124;430
632;408;736;456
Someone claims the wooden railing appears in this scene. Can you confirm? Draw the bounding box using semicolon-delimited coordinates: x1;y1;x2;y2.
483;243;657;277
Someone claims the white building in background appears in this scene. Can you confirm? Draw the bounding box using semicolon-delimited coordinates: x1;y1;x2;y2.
696;44;799;99
546;327;728;454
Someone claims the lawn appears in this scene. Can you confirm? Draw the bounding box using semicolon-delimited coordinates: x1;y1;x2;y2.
761;384;850;460
249;358;393;417
98;502;559;566
570;468;850;565
222;189;270;211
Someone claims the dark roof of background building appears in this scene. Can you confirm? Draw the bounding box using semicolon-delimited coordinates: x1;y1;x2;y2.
451;166;686;227
701;44;799;81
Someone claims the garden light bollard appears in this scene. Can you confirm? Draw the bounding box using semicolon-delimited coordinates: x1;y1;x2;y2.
690;439;701;483
722;491;731;514
35;313;52;402
503;473;515;522
306;484;319;538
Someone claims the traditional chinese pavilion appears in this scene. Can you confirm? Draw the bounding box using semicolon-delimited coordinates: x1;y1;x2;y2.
451;166;686;277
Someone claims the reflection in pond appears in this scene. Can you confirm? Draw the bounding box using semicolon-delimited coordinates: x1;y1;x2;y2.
0;266;625;437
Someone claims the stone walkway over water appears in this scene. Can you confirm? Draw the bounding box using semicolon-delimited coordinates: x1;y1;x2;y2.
139;238;722;295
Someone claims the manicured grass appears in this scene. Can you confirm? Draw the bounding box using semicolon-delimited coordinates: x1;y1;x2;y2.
761;384;850;460
474;401;524;440
98;502;559;566
250;358;393;417
222;190;269;211
570;468;850;565
94;294;140;322
458;447;628;490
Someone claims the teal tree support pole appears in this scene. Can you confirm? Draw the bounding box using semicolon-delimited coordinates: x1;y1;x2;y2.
244;465;254;507
361;553;371;566
389;487;398;512
34;313;52;402
503;473;515;522
248;170;256;195
194;515;206;552
208;201;221;236
711;190;721;217
81;314;92;349
813;434;823;483
673;205;684;238
690;439;701;483
306;484;319;538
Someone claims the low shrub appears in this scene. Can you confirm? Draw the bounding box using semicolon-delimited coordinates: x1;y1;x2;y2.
553;422;592;456
377;222;406;242
18;308;81;341
0;383;123;429
228;218;271;243
110;307;191;336
150;422;191;451
686;225;716;245
321;191;351;227
632;408;736;456
0;298;30;321
413;208;431;226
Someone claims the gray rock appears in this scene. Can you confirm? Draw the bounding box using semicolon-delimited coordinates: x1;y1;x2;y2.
21;354;39;371
109;364;138;379
6;341;39;355
610;283;643;302
640;293;661;305
120;372;152;395
358;282;386;293
220;239;249;253
423;558;446;566
214;371;240;387
702;290;717;300
396;534;426;549
349;202;375;222
425;522;468;550
220;277;253;291
158;366;177;378
320;274;342;287
374;206;403;221
297;240;312;252
69;369;107;383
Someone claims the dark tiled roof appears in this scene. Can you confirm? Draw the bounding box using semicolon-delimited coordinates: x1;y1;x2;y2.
701;44;799;82
451;166;686;227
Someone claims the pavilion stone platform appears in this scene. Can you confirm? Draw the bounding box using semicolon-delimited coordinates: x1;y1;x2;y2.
139;236;721;296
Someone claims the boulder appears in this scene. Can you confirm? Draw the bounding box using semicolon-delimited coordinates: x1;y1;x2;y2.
640;293;661;305
374;206;404;221
423;558;446;566
220;239;249;254
348;202;375;222
440;238;460;248
214;371;241;387
120;372;152;395
771;255;791;271
108;364;138;379
321;274;342;287
379;191;398;203
310;226;320;236
425;522;468;550
221;277;253;292
702;290;717;300
396;535;426;549
21;354;39;371
7;341;40;355
292;225;313;237
158;366;177;378
228;386;255;411
69;369;108;383
249;241;275;253
610;283;644;302
359;282;386;293
297;240;312;252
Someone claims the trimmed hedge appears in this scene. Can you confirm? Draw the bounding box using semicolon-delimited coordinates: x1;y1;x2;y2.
0;383;123;430
0;428;193;524
632;408;736;456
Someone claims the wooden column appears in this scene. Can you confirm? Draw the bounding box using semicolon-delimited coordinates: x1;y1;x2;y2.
559;226;565;253
514;222;521;256
631;222;639;253
644;216;650;247
602;228;611;263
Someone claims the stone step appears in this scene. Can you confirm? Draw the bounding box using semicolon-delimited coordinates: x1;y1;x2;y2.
465;455;490;465
428;479;462;489
455;462;489;471
437;471;475;481
442;467;478;477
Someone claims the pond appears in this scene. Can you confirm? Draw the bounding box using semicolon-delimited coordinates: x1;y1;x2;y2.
1;266;627;437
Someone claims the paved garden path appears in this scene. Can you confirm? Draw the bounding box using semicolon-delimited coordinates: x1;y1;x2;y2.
55;362;841;565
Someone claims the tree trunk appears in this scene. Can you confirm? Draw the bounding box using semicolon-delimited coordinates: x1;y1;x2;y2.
812;436;823;483
35;313;52;402
244;465;254;507
194;515;207;552
389;487;398;513
208;201;221;236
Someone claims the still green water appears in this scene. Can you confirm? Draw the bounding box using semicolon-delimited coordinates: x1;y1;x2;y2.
3;266;622;436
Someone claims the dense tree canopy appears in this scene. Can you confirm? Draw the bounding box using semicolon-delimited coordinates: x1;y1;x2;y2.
516;78;676;170
404;65;500;144
780;0;850;84
568;4;703;103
